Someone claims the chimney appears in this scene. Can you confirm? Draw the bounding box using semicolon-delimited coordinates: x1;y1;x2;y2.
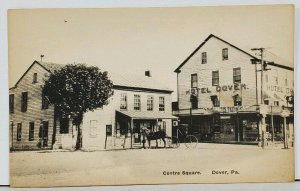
145;70;151;77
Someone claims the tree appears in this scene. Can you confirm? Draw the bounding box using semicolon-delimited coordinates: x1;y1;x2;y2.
43;64;114;149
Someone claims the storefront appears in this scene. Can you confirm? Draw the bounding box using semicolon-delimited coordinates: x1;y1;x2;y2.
114;110;177;147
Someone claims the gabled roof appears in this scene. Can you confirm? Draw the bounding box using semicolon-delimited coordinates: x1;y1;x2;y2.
11;60;63;89
174;34;293;73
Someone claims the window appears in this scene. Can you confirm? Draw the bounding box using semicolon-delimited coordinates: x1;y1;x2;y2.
211;95;220;107
212;71;219;86
274;101;279;106
21;92;28;112
17;123;22;141
90;120;97;137
106;125;112;136
201;52;207;64
191;74;197;88
264;100;269;105
134;95;141;111
190;95;198;109
9;94;14;113
159;97;165;111
162;121;166;132
120;93;127;110
147;96;154;111
222;48;228;60
29;122;34;141
60;117;69;134
233;68;241;83
233;95;242;106
274;70;279;85
275;76;278;85
285;73;288;86
42;90;49;109
33;73;37;83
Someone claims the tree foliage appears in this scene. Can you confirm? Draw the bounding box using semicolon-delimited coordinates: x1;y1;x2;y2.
43;64;114;126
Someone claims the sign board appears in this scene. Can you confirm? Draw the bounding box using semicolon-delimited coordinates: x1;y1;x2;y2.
280;109;290;118
259;105;268;115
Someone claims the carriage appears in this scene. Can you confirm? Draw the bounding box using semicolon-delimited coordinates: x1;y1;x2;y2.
141;124;199;149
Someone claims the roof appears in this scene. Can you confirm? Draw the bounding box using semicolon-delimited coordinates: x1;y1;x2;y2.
108;71;173;93
117;110;177;119
174;34;294;73
39;61;63;73
12;60;63;88
11;60;173;93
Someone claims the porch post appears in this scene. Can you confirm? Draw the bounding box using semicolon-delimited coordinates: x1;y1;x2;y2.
130;119;133;149
271;106;274;142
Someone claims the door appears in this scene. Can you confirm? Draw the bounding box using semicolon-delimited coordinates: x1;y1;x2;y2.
133;122;141;143
39;121;49;147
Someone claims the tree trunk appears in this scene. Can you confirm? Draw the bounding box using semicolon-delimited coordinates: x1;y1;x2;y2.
51;106;58;148
75;124;82;150
74;112;83;150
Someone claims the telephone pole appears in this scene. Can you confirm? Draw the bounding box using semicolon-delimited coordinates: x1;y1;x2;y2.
251;48;264;104
251;48;265;148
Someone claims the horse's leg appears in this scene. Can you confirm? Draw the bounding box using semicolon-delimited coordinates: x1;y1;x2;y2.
163;138;166;148
148;140;151;149
156;139;158;148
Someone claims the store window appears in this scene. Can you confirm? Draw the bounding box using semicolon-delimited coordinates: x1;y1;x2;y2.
233;68;241;83
29;122;34;141
191;74;198;88
201;52;207;64
147;95;154;111
120;93;127;110
159;97;165;111
212;71;219;86
134;95;141;111
222;48;228;60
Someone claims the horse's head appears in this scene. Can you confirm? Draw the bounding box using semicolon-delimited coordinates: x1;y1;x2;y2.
141;127;150;135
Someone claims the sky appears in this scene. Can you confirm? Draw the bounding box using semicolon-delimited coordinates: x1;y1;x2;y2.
8;5;294;101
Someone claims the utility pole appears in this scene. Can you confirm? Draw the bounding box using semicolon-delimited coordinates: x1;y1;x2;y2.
251;48;265;148
251;48;265;104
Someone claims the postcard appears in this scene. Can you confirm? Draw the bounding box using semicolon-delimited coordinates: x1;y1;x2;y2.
8;5;294;187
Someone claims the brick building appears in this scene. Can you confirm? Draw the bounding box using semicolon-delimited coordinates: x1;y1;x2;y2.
173;34;294;144
9;61;176;150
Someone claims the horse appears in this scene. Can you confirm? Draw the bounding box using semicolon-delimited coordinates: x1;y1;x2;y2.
140;127;167;149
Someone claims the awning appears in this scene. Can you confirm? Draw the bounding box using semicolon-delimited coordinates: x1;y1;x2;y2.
116;110;178;120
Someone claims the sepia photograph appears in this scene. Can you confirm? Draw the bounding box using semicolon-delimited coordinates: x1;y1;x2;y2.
8;5;295;187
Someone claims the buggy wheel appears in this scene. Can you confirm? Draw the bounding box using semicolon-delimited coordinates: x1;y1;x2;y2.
184;135;198;148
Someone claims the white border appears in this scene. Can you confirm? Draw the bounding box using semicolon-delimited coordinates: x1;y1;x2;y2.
0;0;299;186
